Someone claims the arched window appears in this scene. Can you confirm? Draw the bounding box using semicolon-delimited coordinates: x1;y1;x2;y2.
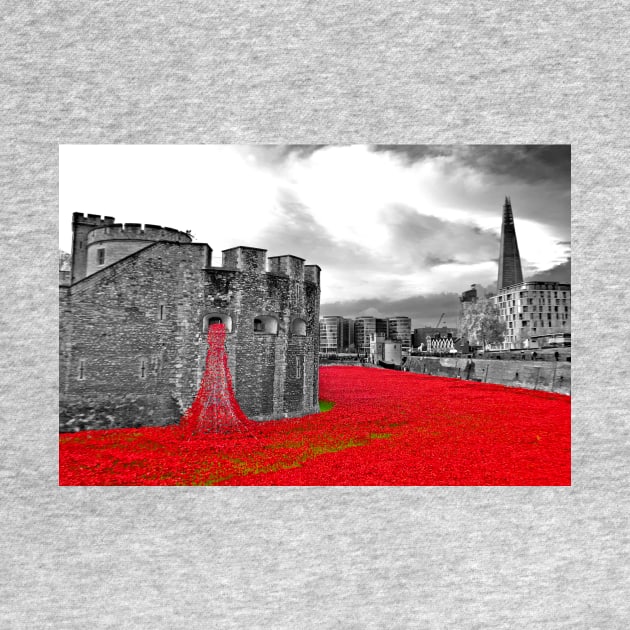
253;315;278;335
202;313;233;333
291;318;307;336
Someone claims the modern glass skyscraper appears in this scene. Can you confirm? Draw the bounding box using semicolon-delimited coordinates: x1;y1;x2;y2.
497;197;524;290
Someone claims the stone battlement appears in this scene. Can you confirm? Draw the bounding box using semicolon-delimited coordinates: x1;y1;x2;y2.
220;247;320;285
87;223;192;244
72;212;116;225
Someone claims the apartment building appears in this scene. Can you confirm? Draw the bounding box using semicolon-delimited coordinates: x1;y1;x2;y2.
489;281;571;350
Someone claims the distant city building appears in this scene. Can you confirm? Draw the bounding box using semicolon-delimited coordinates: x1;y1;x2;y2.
319;316;351;353
489;281;571;350
352;315;412;356
387;316;412;356
412;326;457;350
369;333;402;366
353;316;377;355
376;318;388;335
347;318;355;351
528;332;571;349
426;333;456;354
497;197;524;290
460;284;478;305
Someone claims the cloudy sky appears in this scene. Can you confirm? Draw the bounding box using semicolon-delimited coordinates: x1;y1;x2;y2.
59;145;570;328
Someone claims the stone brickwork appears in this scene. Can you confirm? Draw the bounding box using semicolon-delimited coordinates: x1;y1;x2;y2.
71;213;116;284
85;222;193;276
60;215;320;431
405;356;570;395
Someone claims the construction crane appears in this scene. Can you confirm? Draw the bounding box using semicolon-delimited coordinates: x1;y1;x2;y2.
435;313;445;328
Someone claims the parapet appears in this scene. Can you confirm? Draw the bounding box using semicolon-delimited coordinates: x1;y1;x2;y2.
221;248;320;284
304;265;321;286
87;223;193;245
222;247;267;272
72;212;116;227
268;255;305;280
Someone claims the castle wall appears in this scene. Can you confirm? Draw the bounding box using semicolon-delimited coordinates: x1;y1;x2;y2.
204;249;320;420
60;242;210;431
59;285;72;404
60;240;320;431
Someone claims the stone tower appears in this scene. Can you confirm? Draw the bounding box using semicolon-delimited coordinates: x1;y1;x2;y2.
60;214;320;431
497;196;523;290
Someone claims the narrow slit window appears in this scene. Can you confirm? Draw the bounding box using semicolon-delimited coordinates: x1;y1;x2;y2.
97;248;105;266
78;359;85;381
159;304;165;320
140;359;147;379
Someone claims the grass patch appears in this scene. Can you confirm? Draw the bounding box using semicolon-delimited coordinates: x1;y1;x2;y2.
319;400;335;412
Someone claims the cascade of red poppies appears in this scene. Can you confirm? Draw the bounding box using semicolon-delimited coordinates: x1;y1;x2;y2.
180;323;253;436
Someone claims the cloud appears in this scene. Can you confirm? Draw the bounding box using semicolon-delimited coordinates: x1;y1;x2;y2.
321;292;464;329
238;145;328;171
276;145;328;160
258;192;505;303
425;254;459;266
381;203;500;269
370;145;570;185
528;258;571;283
60;144;570;310
257;188;376;272
368;145;452;164
461;145;570;184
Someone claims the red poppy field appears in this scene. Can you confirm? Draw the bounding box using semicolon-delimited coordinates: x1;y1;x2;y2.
59;366;571;486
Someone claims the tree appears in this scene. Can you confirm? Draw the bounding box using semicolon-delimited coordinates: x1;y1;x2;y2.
459;298;506;350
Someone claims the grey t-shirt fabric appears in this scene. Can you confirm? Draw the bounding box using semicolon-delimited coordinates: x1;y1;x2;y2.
2;2;629;628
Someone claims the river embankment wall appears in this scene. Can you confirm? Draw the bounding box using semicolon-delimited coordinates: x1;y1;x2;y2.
405;356;570;395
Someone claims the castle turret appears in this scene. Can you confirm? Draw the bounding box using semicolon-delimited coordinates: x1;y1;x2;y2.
304;265;321;286
84;223;192;277
222;247;267;272
268;255;305;280
71;213;116;283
